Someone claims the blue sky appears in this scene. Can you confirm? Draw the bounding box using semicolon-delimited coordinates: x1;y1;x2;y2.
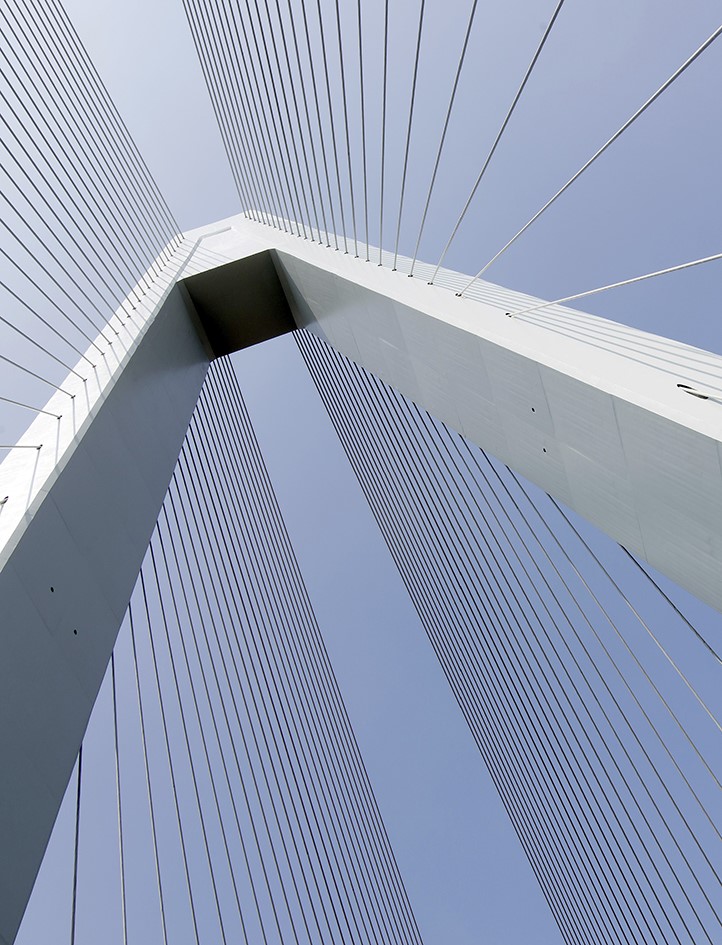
11;0;722;942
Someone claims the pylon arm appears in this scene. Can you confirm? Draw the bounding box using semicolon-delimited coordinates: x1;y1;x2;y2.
1;214;721;942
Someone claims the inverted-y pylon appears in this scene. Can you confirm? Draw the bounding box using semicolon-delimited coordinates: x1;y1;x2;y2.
1;215;721;943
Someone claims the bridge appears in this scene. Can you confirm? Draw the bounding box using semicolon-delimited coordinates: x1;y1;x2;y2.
0;1;720;943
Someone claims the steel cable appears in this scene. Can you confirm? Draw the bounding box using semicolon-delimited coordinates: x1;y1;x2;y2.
460;20;722;292
430;0;566;283
297;328;721;944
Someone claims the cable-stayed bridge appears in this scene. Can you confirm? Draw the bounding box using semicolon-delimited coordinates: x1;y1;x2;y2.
0;1;720;943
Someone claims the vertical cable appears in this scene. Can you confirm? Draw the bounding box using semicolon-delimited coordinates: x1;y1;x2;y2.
315;0;349;251
111;654;128;945
357;0;369;261
296;328;721;945
268;0;324;240
128;603;170;945
147;540;230;945
393;0;426;270
333;0;358;256
208;362;418;937
131;358;426;944
164;484;293;945
138;568;202;945
378;0;389;265
192;378;392;944
69;746;82;945
284;0;332;245
409;0;479;275
430;0;566;283
297;0;339;247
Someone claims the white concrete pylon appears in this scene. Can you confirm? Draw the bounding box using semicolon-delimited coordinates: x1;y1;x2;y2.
1;213;721;943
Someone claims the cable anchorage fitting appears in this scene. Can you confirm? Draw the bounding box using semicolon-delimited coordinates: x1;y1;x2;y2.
677;383;719;402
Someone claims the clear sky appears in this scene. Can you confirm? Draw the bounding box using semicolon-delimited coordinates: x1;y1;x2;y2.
11;0;722;942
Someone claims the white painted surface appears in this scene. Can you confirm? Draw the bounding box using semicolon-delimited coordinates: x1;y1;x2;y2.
187;215;722;613
1;211;721;940
0;277;210;945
